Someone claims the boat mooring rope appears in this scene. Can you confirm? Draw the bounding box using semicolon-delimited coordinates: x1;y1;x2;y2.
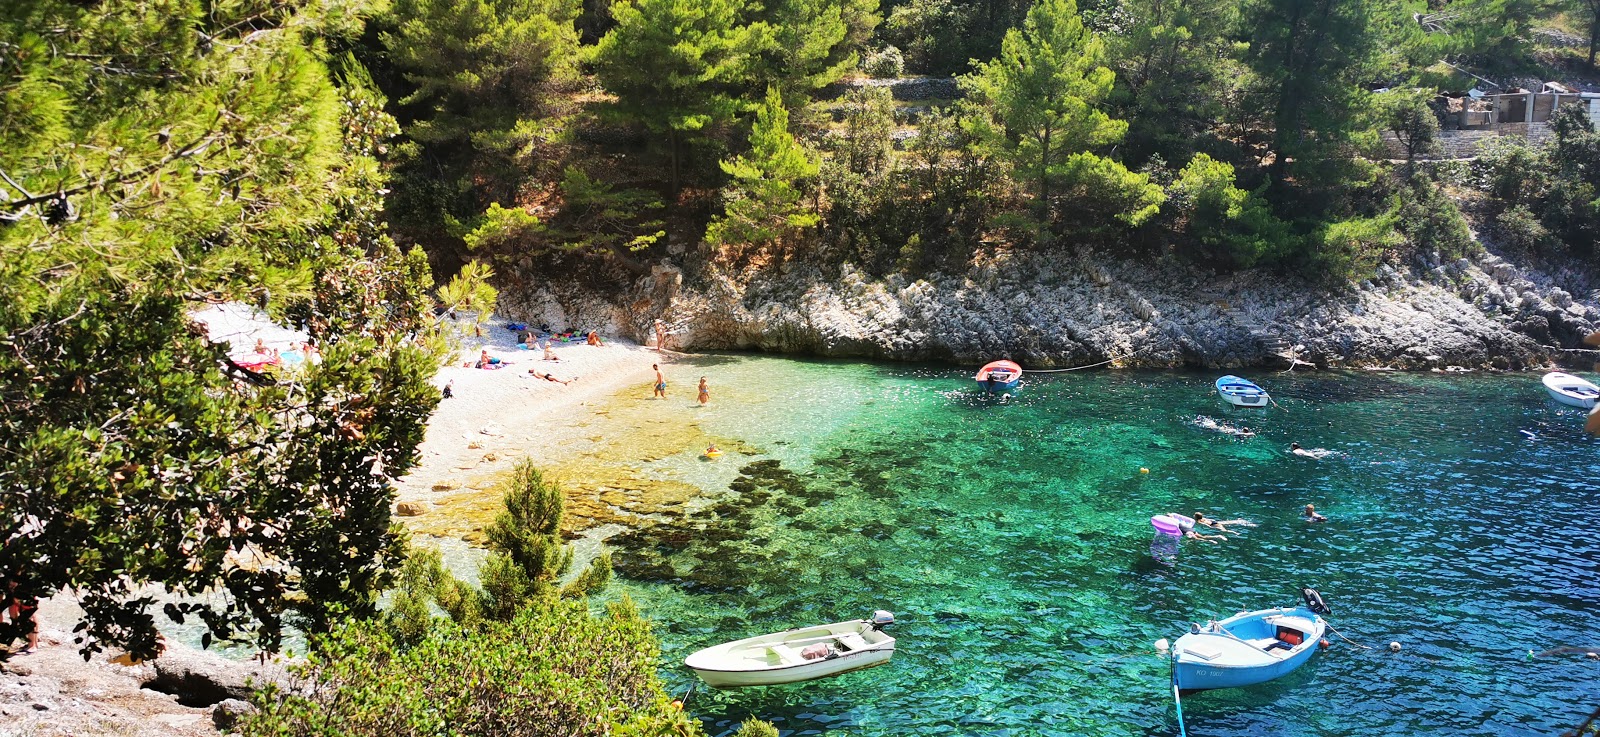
1171;661;1188;737
1021;352;1138;373
1326;623;1373;650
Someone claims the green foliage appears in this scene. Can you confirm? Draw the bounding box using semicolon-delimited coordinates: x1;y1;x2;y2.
733;718;782;737
706;88;822;251
962;0;1162;242
1310;210;1403;282
592;0;755;189
380;0;581;261
0;0;443;659
242;598;706;737
1104;0;1242;162
464;203;545;252
487;463;572;591
1473;104;1600;256
435;260;499;337
882;0;975;74
1244;0;1387;171
1394;173;1475;260
1171;154;1296;267
550;168;666;257
861;45;906;77
1377;89;1441;163
750;0;879;105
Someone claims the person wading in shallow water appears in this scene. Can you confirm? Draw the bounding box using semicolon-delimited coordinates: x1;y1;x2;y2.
653;364;666;398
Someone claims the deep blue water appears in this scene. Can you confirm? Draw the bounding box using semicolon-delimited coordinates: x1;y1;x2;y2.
597;360;1600;736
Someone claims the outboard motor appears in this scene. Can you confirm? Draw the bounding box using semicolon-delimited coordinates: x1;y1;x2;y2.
870;610;896;630
1301;587;1331;616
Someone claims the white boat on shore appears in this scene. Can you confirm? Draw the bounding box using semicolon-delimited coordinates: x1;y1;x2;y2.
1542;371;1600;409
685;611;896;688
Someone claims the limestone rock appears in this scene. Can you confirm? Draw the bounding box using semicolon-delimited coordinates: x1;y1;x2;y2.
145;641;287;708
212;698;258;731
396;502;426;517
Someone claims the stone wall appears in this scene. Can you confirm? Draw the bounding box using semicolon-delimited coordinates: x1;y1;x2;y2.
1379;122;1552;159
816;77;962;102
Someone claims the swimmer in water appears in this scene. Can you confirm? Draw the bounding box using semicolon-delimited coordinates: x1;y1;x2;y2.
1303;503;1327;522
1170;513;1226;543
1194;511;1256;534
1290;442;1332;459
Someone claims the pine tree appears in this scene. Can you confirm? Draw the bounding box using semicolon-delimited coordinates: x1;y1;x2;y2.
1104;0;1241;162
379;0;580;264
1243;0;1386;177
961;0;1163;243
749;0;880;106
706;88;821;251
0;0;441;659
592;0;756;191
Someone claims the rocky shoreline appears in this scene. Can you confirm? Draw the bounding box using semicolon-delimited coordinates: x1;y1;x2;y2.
503;248;1600;372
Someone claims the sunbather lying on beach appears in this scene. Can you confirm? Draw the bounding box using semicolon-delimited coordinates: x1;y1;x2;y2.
528;369;575;385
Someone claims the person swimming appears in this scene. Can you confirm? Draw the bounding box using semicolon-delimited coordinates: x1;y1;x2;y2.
1303;504;1327;522
1170;513;1226;543
1193;415;1255;439
1290;442;1333;459
1193;511;1256;534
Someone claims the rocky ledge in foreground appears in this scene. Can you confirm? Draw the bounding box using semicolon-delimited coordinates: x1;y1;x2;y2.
1;628;286;737
509;248;1600;371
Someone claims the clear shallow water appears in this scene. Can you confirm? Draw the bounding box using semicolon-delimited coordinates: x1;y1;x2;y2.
597;358;1600;736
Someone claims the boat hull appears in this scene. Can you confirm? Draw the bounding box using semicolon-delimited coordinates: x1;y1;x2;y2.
1543;372;1600;409
1172;606;1325;692
1216;375;1269;408
685;619;896;688
976;360;1023;392
690;647;893;688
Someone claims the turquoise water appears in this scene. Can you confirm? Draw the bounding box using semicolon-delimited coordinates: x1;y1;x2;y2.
597;357;1600;736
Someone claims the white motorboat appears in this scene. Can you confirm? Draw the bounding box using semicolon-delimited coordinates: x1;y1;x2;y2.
1542;372;1600;409
685;611;896;688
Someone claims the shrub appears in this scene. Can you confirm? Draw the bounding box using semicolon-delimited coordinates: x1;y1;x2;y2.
1496;205;1556;256
1171;154;1295;268
1310;212;1403;283
861;46;906;79
1395;174;1476;260
241;599;702;737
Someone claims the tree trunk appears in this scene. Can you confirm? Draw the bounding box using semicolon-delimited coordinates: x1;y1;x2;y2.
1037;125;1053;247
1590;6;1599;66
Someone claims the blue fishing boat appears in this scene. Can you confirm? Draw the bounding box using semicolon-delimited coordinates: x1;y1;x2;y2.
1170;589;1330;692
1215;375;1269;408
975;360;1022;392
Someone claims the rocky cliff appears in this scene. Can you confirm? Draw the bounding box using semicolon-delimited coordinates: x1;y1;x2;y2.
501;247;1600;371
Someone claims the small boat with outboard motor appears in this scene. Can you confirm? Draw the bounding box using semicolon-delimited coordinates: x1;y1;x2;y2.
1164;588;1330;692
975;360;1022;392
684;611;896;688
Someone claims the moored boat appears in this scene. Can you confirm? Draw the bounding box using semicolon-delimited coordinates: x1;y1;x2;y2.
976;360;1023;392
685;611;896;688
1170;589;1329;692
1215;375;1270;408
1542;372;1600;409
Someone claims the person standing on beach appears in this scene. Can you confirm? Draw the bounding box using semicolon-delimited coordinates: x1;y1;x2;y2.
653;364;666;398
654;320;667;351
698;376;709;405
